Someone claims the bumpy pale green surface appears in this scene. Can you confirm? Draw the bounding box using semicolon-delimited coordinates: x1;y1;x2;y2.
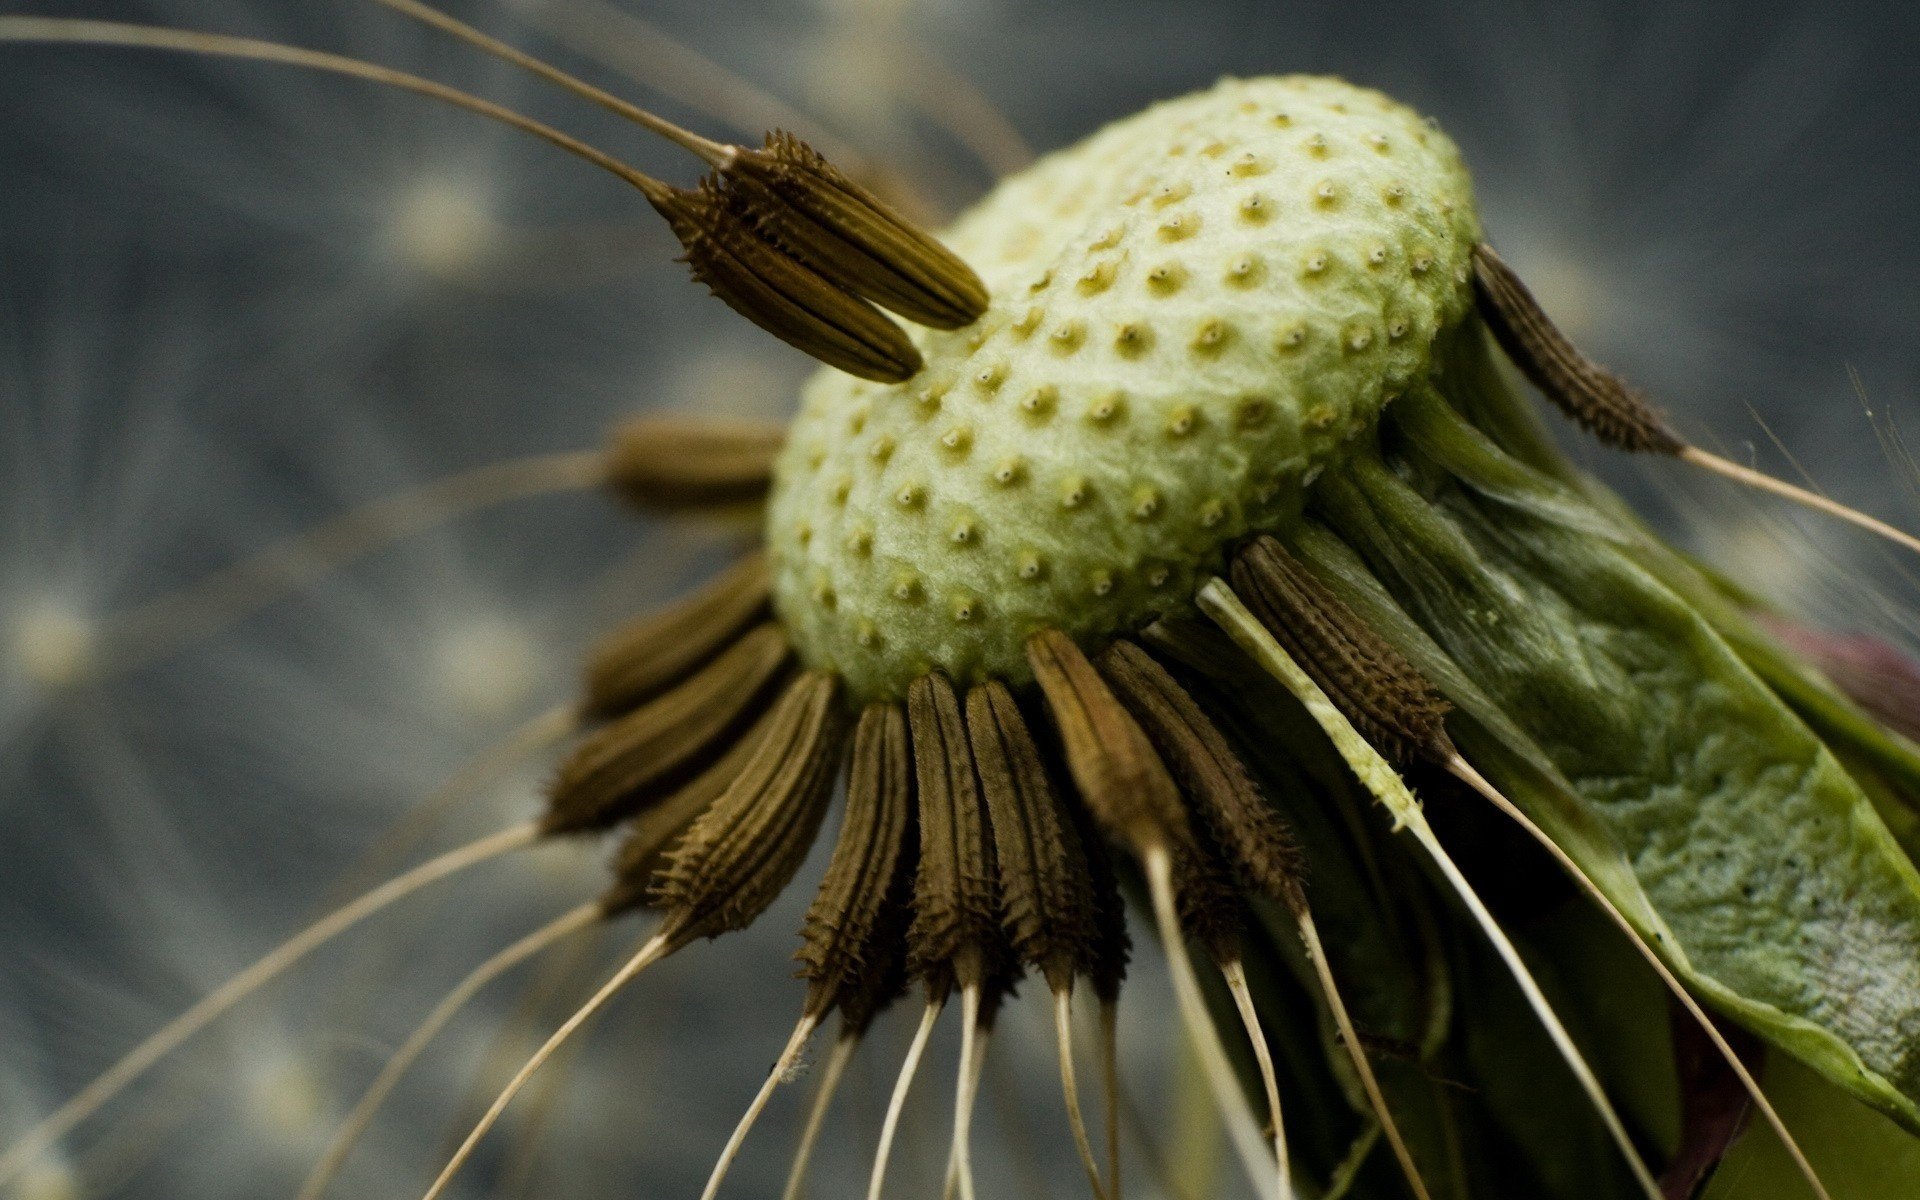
767;75;1481;699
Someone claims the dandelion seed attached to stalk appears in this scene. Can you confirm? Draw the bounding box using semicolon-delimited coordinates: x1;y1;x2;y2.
10;31;1920;1200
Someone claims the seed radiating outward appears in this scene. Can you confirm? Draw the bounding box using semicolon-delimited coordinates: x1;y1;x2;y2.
904;673;1006;991
604;417;789;511
582;551;773;718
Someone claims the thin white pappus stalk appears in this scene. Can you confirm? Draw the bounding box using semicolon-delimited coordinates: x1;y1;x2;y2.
1141;848;1288;1200
1445;755;1831;1200
367;0;733;164
1051;986;1106;1200
700;1012;823;1200
1197;578;1663;1200
100;450;607;672
1218;958;1291;1200
866;997;943;1200
1681;445;1920;560
1295;910;1432;1200
421;930;674;1200
0;821;540;1190
940;987;989;1200
296;903;602;1200
781;1029;859;1200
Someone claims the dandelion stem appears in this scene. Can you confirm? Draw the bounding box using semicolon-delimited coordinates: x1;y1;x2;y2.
701;1012;822;1200
1219;958;1291;1200
780;1029;858;1200
1295;910;1432;1200
1445;755;1831;1200
99;450;607;672
1052;987;1106;1200
423;929;674;1200
867;997;942;1200
0;821;538;1191
297;904;601;1200
1142;848;1285;1200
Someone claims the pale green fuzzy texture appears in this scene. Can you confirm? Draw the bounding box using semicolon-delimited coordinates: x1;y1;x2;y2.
767;75;1482;700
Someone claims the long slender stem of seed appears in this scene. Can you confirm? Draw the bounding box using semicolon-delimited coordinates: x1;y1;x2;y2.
1681;446;1920;559
0;19;675;204
0;821;539;1190
1445;755;1830;1200
1052;987;1106;1200
1405;819;1662;1199
422;930;674;1200
780;1030;858;1200
942;991;989;1200
329;705;580;902
1098;998;1124;1200
1296;911;1431;1200
297;904;600;1200
1197;577;1662;1199
866;998;943;1200
1219;959;1290;1200
700;1012;823;1200
1142;848;1282;1199
367;0;733;163
100;450;606;673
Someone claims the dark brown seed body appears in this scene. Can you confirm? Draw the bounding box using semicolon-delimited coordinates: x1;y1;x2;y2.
1471;243;1684;456
545;623;791;835
1099;641;1306;914
905;674;1002;991
796;703;919;1019
1231;537;1454;766
1025;629;1190;852
582;552;771;718
722;132;990;331
965;681;1098;992
604;417;786;512
650;672;848;943
654;183;923;383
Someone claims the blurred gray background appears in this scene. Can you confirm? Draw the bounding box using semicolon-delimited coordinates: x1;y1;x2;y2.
2;1;1918;1197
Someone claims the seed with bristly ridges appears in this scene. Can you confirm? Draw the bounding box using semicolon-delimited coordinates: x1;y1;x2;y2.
905;673;1004;992
1098;639;1306;914
649;672;847;943
1230;535;1453;765
795;702;917;1019
582;553;772;719
964;680;1098;991
545;623;791;835
723;132;990;331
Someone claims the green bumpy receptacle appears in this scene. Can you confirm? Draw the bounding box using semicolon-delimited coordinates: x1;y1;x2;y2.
767;76;1482;701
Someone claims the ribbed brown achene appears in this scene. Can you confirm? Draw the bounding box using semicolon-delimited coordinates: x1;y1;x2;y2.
650;672;848;944
796;703;918;1020
1230;536;1454;766
904;674;1001;992
964;681;1098;992
581;552;772;719
1471;243;1684;456
1099;640;1307;914
544;623;791;835
603;416;788;512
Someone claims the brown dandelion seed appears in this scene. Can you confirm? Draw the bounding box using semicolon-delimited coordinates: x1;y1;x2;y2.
655;182;924;383
581;552;772;719
544;622;792;836
1230;536;1453;765
723;132;990;330
604;415;787;511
